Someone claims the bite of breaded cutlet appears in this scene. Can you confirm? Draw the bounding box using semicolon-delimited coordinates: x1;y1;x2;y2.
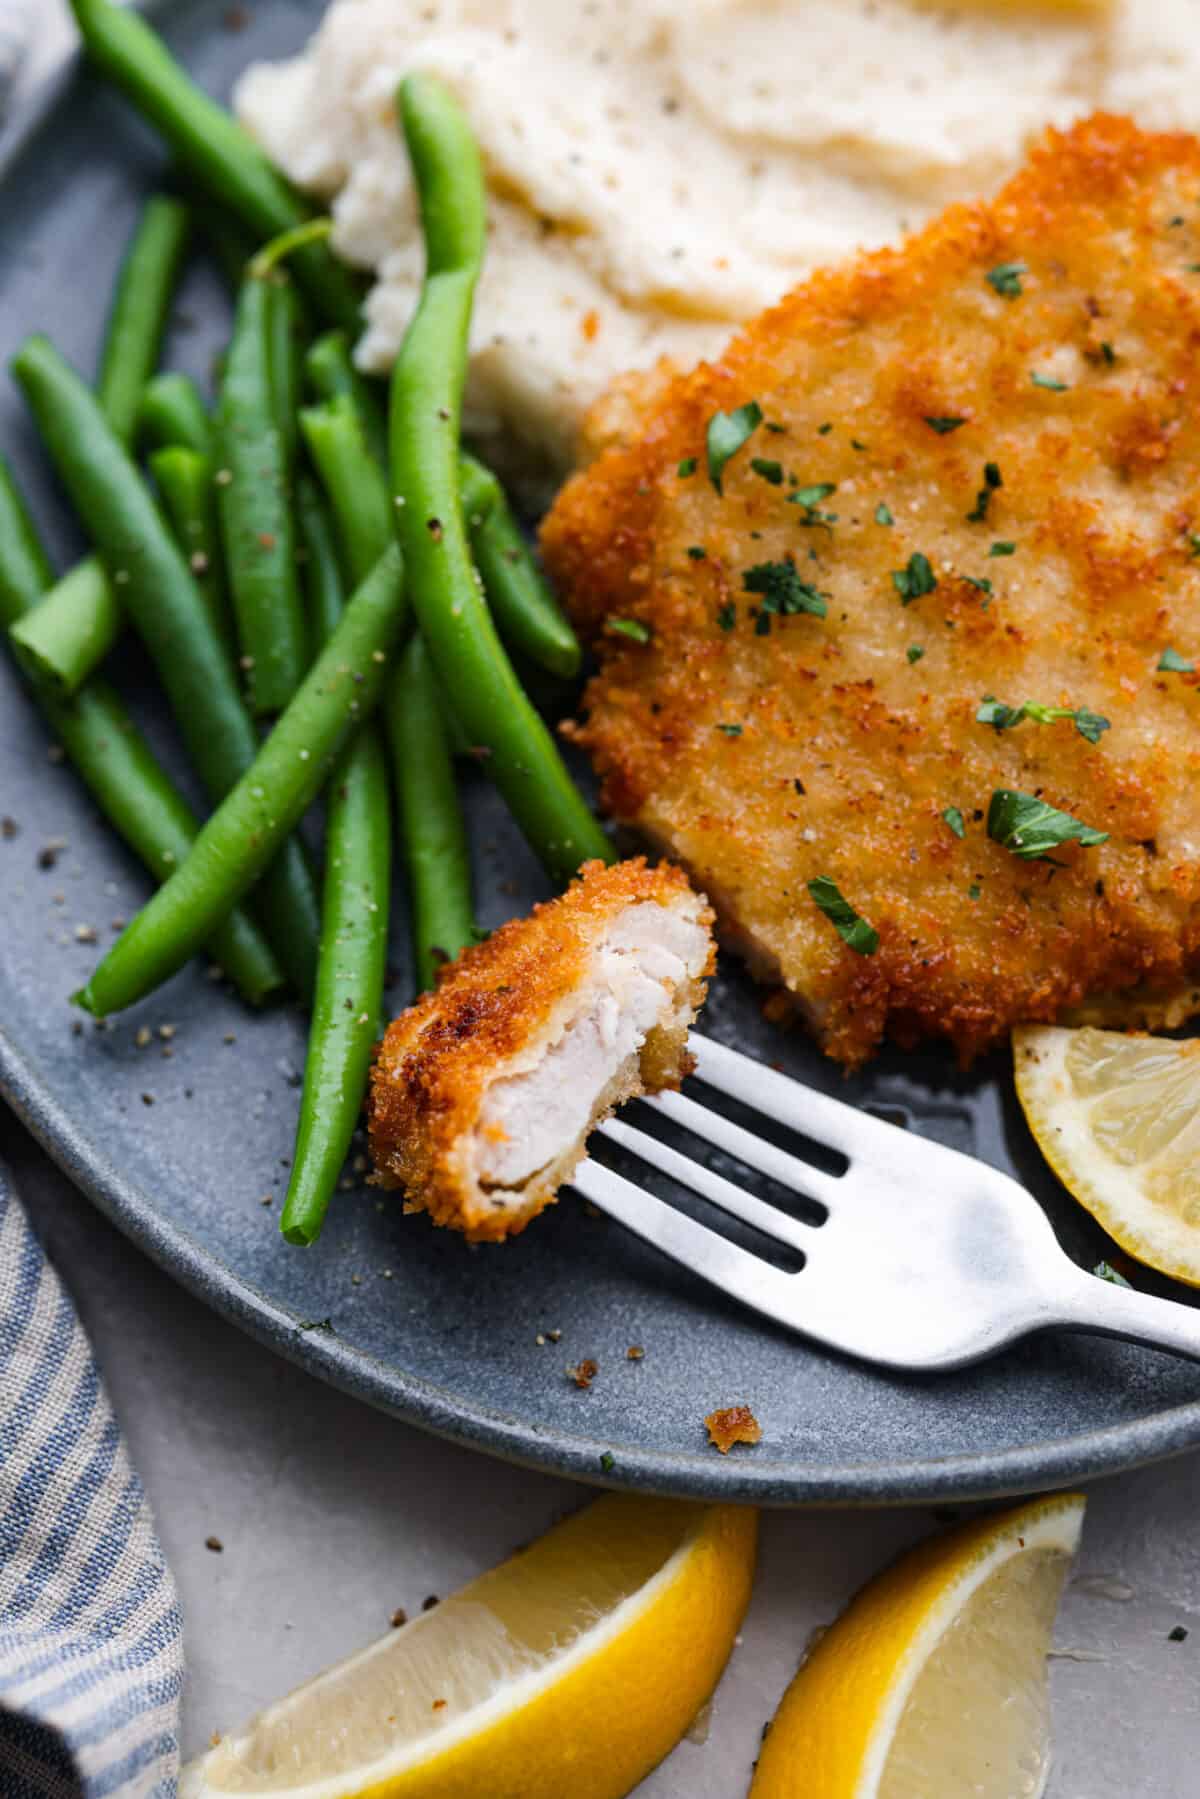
368;859;715;1241
542;115;1200;1068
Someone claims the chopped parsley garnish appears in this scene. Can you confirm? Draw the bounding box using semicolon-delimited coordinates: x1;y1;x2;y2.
1188;532;1200;560
986;789;1108;859
788;481;838;528
924;415;967;435
1093;1260;1132;1288
851;438;868;451
986;261;1026;298
906;644;925;664
1030;371;1069;392
817;421;833;435
764;420;787;434
605;617;651;644
743;556;828;626
716;602;736;631
807;876;879;955
1099;341;1116;364
677;456;697;478
790;481;837;508
966;460;1003;523
875;502;894;526
961;575;993;599
750;456;784;485
599;1450;616;1473
892;551;937;604
976;695;1110;742
716;722;743;737
943;806;966;838
989;540;1016;557
968;882;982;901
686;544;706;560
1158;646;1195;672
705;400;762;492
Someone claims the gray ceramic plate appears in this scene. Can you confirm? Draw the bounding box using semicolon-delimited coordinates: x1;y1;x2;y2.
4;0;1200;1506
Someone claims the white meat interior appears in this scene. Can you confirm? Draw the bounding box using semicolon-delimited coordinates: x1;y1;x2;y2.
473;901;708;1191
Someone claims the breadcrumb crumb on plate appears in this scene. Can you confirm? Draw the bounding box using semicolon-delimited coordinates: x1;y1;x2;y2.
368;859;715;1242
706;1406;764;1454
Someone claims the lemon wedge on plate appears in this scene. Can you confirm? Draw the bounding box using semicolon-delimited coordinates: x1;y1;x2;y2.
749;1492;1084;1799
1014;1023;1200;1286
181;1493;756;1799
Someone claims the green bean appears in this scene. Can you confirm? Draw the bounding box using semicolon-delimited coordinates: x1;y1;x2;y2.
68;0;362;333
0;457;282;1005
457;453;580;679
279;724;391;1246
300;395;391;586
10;202;198;698
297;392;475;954
281;481;392;1247
305;330;390;468
96;195;191;447
389;74;611;884
214;277;308;714
74;546;406;1017
265;275;307;464
150;446;232;654
295;475;345;646
8;558;119;696
13;333;320;997
139;371;211;456
386;633;474;993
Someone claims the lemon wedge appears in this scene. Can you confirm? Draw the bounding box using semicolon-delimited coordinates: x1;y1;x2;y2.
749;1492;1084;1799
181;1493;756;1799
1014;1023;1200;1286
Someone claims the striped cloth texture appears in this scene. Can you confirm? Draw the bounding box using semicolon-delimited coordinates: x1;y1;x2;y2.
0;1164;184;1798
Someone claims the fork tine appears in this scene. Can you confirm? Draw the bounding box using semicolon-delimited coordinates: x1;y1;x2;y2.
569;1157;802;1329
689;1033;902;1162
598;1116;815;1251
646;1089;842;1210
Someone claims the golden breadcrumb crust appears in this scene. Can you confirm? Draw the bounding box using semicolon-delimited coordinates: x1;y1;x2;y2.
368;858;715;1241
542;115;1200;1067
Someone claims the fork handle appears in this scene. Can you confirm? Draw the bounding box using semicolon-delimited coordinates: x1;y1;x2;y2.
1054;1263;1200;1362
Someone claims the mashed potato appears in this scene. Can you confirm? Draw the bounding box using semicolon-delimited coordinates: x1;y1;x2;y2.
236;0;1200;487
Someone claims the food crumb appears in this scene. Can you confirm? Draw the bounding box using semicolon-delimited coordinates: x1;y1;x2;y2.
1169;1625;1189;1643
390;1607;408;1628
626;1345;645;1361
259;1194;273;1207
135;1026;152;1049
546;1328;562;1343
38;838;66;869
567;1358;599;1390
1;816;17;838
73;924;98;944
422;1595;439;1612
431;1699;447;1712
141;1093;155;1107
205;1536;223;1553
705;1405;763;1454
535;1332;546;1346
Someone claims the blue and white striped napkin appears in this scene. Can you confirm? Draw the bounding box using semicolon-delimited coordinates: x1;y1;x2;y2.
0;1166;184;1798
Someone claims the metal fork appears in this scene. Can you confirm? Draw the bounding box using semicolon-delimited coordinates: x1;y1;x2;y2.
568;1033;1200;1372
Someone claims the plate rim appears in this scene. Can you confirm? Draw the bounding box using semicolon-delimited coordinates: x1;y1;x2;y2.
6;9;1200;1507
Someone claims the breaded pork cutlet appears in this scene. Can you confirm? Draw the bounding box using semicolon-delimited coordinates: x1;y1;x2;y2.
368;860;714;1241
542;115;1200;1069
